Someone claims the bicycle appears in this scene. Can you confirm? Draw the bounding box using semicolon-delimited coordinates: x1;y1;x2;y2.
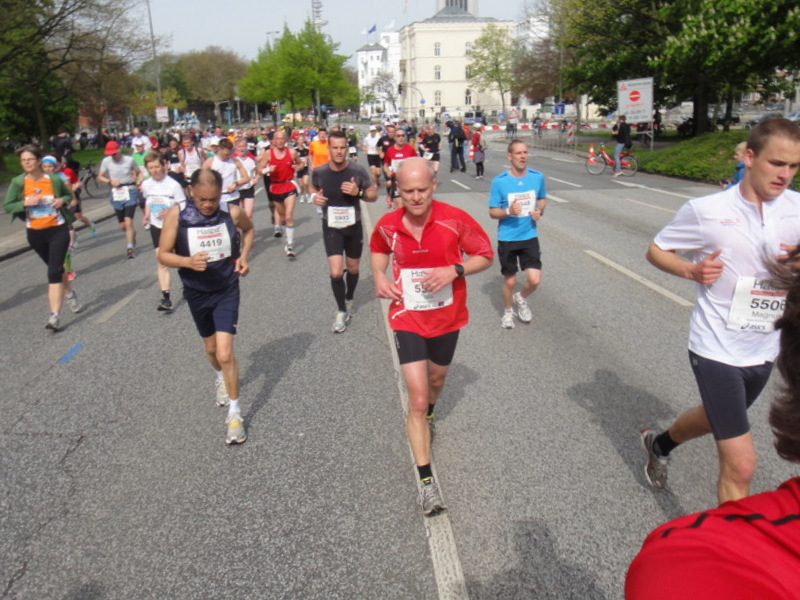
78;160;100;198
585;142;638;176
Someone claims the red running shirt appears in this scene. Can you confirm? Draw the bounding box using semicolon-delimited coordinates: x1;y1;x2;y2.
370;200;493;338
268;147;296;195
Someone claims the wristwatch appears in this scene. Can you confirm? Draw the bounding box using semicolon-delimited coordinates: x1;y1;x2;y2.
454;263;465;279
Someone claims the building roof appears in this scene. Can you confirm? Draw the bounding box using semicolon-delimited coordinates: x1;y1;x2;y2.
356;43;386;53
419;6;499;23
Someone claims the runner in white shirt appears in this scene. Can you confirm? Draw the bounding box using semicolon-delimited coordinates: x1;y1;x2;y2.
234;138;257;220
179;134;206;184
363;125;382;186
130;127;152;151
203;138;249;209
640;118;800;505
141;152;186;311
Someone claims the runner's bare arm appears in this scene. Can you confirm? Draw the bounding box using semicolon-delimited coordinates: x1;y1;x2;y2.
646;242;724;284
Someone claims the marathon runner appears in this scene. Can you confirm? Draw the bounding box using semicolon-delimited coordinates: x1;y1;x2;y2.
158;168;254;445
310;130;376;332
203;138;249;208
140;151;187;312
233;138;257;220
382;129;417;209
363;125;382;186
370;156;493;515
97;140;142;258
260;130;301;257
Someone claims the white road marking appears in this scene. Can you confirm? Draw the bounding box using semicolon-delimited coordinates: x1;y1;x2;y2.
622;197;676;214
547;194;570;204
361;206;470;600
584;250;694;308
450;180;471;190
612;180;691;199
550;157;579;164
548;177;582;188
96;286;146;323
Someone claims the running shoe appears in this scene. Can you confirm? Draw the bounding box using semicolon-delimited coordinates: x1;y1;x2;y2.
67;271;76;282
89;223;97;237
427;413;436;442
126;248;135;259
66;292;82;313
215;378;230;407
225;412;247;445
45;314;60;331
158;298;173;312
514;292;532;323
333;311;347;333
501;312;515;329
345;299;355;321
273;225;282;238
640;428;669;489
285;244;296;258
418;479;446;516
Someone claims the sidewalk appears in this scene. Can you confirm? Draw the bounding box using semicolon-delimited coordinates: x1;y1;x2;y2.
0;181;116;261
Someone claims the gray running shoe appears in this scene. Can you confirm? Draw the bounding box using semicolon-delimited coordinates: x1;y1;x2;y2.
345;299;354;321
640;428;669;489
418;479;446;516
66;292;82;313
501;312;515;329
427;414;436;442
514;292;532;323
274;225;282;238
225;412;247;445
215;378;230;407
45;314;60;331
333;311;347;333
157;298;173;312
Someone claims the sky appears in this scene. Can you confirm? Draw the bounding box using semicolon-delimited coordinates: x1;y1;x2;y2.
145;0;526;64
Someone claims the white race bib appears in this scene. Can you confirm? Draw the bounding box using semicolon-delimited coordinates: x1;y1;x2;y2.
400;268;453;311
112;186;130;202
327;206;356;229
348;147;357;155
147;195;170;217
423;152;433;161
169;163;181;173
508;191;534;217
727;276;786;333
390;159;406;173
28;195;56;218
187;224;233;263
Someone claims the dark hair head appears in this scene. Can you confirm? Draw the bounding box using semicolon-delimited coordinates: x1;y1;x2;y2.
328;130;347;142
218;138;233;151
507;139;527;154
190;168;223;189
747;118;800;156
144;150;165;166
767;244;800;463
16;144;43;159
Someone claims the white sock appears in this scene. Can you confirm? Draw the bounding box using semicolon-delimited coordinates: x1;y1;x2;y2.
285;226;294;245
215;370;224;380
228;399;240;415
505;308;513;314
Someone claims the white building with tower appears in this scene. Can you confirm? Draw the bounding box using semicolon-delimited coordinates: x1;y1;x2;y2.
398;4;513;123
356;31;401;119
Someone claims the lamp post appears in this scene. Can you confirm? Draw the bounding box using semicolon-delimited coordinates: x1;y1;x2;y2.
144;0;161;107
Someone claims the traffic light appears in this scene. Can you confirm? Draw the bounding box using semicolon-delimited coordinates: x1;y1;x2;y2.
398;83;404;95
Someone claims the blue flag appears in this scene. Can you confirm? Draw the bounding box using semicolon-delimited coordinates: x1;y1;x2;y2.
367;24;377;34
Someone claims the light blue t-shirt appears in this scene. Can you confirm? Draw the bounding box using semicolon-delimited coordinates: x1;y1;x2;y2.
488;168;546;242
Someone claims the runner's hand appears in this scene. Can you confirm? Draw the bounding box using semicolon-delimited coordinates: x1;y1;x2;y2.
188;252;209;271
691;249;724;285
374;274;402;301
235;259;250;277
314;190;327;206
341;177;359;196
778;243;800;267
532;207;542;221
509;200;522;216
421;266;458;294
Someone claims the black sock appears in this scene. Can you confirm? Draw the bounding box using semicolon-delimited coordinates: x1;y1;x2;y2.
345;271;359;300
654;431;678;457
427;403;435;417
417;464;433;482
162;290;170;300
331;276;346;312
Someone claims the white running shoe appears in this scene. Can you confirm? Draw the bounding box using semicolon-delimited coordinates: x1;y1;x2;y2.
514;292;532;323
501;312;515;329
345;299;354;321
225;412;247;445
333;311;347;333
215;378;230;407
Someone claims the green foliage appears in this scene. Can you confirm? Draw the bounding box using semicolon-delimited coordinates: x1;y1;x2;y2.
468;23;514;115
635;131;748;181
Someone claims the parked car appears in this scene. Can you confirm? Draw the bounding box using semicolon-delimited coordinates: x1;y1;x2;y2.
709;112;740;125
746;111;783;129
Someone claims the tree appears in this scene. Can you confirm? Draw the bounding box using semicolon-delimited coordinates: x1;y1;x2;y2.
368;71;399;112
128;88;187;122
468;23;514;118
180;47;247;124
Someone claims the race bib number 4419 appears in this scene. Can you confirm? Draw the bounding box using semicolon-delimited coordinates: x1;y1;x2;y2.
726;276;786;333
187;224;232;263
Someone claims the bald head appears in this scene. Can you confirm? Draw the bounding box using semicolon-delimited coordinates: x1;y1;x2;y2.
396;156;435;184
190;168;222;189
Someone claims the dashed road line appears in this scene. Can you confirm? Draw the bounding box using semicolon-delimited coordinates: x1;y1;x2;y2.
450;180;471;190
547;194;570;204
548;177;582;188
612;180;692;199
622;197;676;214
584;250;694;308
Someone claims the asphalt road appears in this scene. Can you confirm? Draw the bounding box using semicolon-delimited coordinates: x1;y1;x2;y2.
2;135;796;599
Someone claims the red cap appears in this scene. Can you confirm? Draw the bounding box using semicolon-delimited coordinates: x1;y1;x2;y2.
104;141;121;155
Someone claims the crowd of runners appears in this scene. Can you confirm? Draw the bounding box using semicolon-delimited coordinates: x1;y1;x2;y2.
5;115;800;593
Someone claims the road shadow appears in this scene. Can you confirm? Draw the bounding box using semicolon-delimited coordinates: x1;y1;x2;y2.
0;282;43;313
466;518;608;599
480;278;507;315
62;582;105;600
567;369;686;520
434;363;479;425
241;332;315;425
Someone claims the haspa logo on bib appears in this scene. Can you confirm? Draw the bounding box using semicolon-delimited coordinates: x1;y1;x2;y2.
718;218;740;226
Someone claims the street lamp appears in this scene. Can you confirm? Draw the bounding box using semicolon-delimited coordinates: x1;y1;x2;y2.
144;0;161;107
